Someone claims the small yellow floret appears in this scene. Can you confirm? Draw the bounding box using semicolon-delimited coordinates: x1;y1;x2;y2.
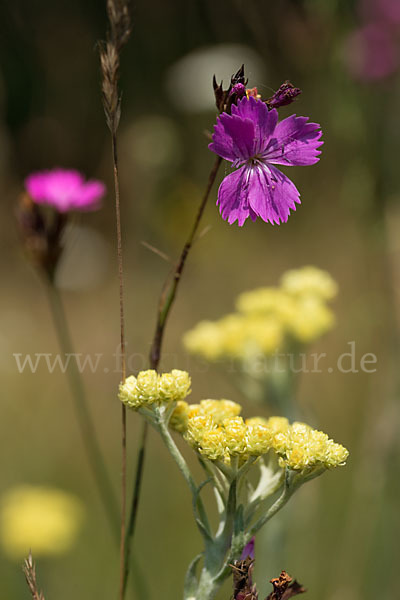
266;416;290;434
245;416;269;427
118;375;139;408
0;486;83;560
246;422;273;455
184;415;215;447
169;400;189;433
199;428;227;461
136;370;159;403
199;399;242;423
222;417;247;455
170;369;192;400
119;369;191;409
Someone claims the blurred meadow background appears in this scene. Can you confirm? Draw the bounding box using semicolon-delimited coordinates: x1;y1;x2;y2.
1;0;400;599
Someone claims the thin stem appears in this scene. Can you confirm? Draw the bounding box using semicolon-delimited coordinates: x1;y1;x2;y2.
198;457;227;507
110;132;128;600
157;417;211;536
112;136;127;384
248;476;295;538
45;282;119;538
158;419;198;495
122;419;147;594
122;155;222;594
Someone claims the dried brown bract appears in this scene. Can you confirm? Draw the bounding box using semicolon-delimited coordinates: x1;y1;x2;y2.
266;571;306;600
265;81;302;110
213;64;248;114
231;561;306;600
100;0;131;133
23;552;46;600
231;557;258;600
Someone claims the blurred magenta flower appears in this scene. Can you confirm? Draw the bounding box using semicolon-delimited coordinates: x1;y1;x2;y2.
360;0;400;26
345;23;398;81
25;169;105;213
209;96;322;226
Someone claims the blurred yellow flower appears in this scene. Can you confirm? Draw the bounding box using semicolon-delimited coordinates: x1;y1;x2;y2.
236;287;295;317
280;265;338;300
183;266;338;362
285;296;335;343
0;485;84;559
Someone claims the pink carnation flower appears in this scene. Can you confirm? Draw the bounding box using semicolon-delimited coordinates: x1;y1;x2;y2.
209;96;322;226
25;169;106;213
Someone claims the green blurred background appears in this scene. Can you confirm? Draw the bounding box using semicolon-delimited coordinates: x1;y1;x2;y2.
1;0;399;598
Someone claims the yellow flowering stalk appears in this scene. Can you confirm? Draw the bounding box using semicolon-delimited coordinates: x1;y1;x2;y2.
0;486;84;560
120;375;348;600
168;398;348;599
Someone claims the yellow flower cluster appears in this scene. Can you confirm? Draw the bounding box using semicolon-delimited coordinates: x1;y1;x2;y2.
0;486;83;559
183;313;283;361
183;266;337;361
119;369;191;409
273;422;349;471
170;399;348;471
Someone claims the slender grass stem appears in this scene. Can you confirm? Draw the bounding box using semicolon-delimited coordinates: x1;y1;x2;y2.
109;131;129;600
99;3;131;597
45;282;119;539
122;419;147;594
122;155;222;597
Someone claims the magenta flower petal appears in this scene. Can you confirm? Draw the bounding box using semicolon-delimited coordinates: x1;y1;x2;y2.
209;96;322;226
209;113;255;162
25;169;105;213
231;97;279;154
217;167;257;226
265;115;323;166
217;163;299;226
71;180;106;211
247;164;300;224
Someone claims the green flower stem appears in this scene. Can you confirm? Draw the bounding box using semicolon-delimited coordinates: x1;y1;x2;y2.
244;470;285;525
198;457;227;508
246;467;326;541
156;413;211;538
247;471;295;540
190;480;240;600
191;570;220;600
45;282;119;539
